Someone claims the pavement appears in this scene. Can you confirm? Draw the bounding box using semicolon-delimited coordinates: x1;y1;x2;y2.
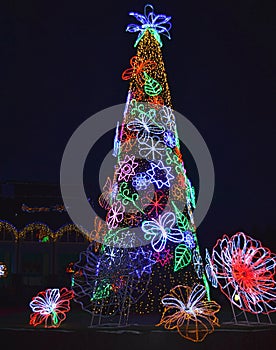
0;301;275;350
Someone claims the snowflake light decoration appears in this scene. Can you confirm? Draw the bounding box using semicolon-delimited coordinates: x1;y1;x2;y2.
141;189;168;218
139;136;166;161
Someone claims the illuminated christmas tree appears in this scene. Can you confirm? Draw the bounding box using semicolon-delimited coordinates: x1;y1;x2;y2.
73;4;221;340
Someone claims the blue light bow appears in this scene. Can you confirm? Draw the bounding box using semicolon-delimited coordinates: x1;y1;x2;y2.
126;4;172;47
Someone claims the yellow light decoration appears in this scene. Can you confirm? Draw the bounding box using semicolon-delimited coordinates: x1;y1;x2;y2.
0;220;19;241
19;223;54;242
128;29;173;108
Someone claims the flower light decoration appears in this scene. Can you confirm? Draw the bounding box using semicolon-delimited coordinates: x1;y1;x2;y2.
124;209;143;227
99;177;118;210
106;201;125;229
157;284;221;342
122;55;157;87
159;106;176;133
126;3;172;47
132;172;151;190
212;231;276;314
29;288;74;328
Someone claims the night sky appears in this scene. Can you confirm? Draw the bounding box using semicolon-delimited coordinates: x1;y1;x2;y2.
2;0;276;249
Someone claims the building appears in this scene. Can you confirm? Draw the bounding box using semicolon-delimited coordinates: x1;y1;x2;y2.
0;181;96;299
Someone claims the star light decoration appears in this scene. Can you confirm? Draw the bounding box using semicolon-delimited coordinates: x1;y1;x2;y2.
116;155;138;182
146;160;174;189
153;248;173;266
129;247;156;278
29;288;74;328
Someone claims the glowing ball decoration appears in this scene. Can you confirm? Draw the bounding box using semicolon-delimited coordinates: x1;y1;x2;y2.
212;232;276;314
29;288;74;328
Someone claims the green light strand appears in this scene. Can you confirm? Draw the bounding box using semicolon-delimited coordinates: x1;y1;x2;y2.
116;182;145;214
51;311;58;325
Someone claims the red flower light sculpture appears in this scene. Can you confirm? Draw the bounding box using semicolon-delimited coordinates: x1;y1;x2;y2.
212;232;276;314
29;288;74;328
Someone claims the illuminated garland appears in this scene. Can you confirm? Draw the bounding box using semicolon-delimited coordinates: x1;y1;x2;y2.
0;220;92;242
21;203;66;213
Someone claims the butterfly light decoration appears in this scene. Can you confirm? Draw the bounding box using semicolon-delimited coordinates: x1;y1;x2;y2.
142;211;185;252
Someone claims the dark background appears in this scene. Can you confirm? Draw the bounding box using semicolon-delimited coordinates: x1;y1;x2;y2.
1;0;275;250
